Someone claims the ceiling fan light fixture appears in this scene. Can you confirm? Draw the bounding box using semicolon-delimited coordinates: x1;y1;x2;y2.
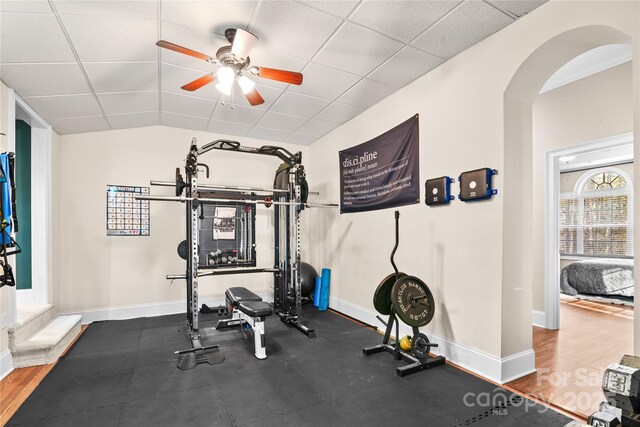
216;81;233;96
237;75;256;94
216;66;235;86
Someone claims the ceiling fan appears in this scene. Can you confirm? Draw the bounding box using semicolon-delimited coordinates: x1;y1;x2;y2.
156;28;303;107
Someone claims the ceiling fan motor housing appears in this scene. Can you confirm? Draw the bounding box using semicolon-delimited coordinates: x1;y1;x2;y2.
216;45;250;71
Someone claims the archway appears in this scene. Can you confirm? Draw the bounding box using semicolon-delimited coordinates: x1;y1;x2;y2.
502;24;635;375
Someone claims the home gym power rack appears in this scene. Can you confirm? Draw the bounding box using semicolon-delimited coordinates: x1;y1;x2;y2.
137;138;337;366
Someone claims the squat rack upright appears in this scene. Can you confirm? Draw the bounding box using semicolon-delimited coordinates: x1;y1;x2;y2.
137;138;335;362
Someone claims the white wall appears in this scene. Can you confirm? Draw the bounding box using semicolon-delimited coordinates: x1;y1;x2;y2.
306;0;639;377
53;126;309;317
532;62;634;312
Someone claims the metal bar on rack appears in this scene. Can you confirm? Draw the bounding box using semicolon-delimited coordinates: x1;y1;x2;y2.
167;267;280;280
136;194;338;208
150;180;288;194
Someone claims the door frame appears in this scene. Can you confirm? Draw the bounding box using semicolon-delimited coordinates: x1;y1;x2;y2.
545;131;634;330
6;90;52;318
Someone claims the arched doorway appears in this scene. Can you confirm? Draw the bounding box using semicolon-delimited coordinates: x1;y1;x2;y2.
503;25;635;417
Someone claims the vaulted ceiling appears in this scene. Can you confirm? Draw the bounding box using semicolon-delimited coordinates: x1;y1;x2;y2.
0;0;546;145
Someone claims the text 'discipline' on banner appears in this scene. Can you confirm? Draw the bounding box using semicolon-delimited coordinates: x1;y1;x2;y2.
339;115;420;213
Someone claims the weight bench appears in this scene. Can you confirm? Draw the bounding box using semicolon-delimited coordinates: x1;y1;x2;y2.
215;287;273;359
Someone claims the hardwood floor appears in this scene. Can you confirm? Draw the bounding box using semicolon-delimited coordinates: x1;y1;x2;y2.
0;325;87;426
508;298;633;420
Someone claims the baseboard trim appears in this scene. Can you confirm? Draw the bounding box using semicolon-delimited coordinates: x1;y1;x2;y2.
1;349;14;380
61;291;273;325
532;310;546;328
329;296;535;384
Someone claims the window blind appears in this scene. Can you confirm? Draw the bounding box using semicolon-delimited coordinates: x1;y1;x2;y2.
560;194;633;258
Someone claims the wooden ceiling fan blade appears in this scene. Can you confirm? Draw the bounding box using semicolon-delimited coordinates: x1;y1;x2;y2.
156;40;212;61
181;74;214;91
230;28;258;61
256;67;303;85
245;88;265;106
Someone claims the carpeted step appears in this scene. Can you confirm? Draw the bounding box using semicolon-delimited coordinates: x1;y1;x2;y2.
8;304;57;346
11;315;82;368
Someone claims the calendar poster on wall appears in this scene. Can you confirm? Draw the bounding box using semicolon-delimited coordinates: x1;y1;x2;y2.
106;185;150;236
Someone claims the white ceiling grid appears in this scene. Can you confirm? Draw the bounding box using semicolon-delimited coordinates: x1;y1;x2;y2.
0;0;545;145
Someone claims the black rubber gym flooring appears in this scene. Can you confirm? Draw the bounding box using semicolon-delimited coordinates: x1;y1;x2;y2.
8;309;571;426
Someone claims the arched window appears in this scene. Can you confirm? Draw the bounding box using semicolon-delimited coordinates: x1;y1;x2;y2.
560;166;633;258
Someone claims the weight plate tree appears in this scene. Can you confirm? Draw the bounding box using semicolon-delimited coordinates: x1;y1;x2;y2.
373;272;406;315
363;210;445;377
391;275;435;328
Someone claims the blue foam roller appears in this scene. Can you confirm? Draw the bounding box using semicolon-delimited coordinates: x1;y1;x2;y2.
313;277;322;307
319;268;331;311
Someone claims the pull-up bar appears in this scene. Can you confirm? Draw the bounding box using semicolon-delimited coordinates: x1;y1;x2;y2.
150;180;290;194
167;267;280;280
135;194;338;208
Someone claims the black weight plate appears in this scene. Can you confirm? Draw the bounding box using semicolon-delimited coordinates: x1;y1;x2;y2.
177;240;200;260
411;333;431;361
391;275;435;327
177;240;188;260
301;178;309;203
373;272;406;315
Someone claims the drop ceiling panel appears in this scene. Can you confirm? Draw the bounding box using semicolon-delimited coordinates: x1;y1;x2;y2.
271;92;330;118
249;127;290;142
61;14;158;62
251;1;342;61
299;0;359;18
228;84;283;110
315;101;364;123
0;13;75;63
0;63;90;97
108;111;159;129
161;91;215;118
285;133;318;145
211;103;265;126
53;0;157;18
337;78;396;109
161;112;208;131
0;1;52;13
295;119;337;137
207;119;253;137
161;0;258;37
411;1;514;59
97;91;158;115
0;0;545;144
84;62;158;93
350;0;460;43
290;63;359;99
488;1;547;17
160;22;221;73
368;46;444;88
314;23;403;76
161;63;219;101
24;94;102;120
49;115;110;134
257;111;306;133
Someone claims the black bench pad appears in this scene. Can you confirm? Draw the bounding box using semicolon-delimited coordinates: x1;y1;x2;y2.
239;301;273;317
226;287;262;307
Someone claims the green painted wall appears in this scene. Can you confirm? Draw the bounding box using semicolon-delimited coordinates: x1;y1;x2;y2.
15;120;31;290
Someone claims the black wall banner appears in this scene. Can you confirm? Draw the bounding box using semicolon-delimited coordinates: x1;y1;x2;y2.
339;115;420;214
